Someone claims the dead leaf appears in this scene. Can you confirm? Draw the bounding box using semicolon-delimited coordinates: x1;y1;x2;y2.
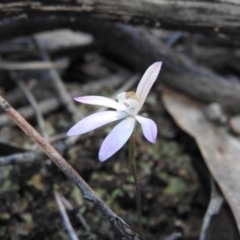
162;88;240;233
27;174;44;191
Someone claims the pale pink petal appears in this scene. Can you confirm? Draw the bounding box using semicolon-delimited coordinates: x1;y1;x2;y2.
136;62;162;109
67;111;128;136
135;115;157;143
74;96;118;109
99;117;136;162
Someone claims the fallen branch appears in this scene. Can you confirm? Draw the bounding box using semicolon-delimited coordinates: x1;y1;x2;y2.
1;0;240;37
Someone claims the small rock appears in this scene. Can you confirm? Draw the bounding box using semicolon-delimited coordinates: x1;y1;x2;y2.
203;103;227;125
229;115;240;135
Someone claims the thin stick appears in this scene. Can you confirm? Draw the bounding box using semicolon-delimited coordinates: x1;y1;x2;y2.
33;37;83;119
0;134;79;166
13;75;49;140
0;71;134;163
54;191;79;240
165;233;182;240
61;196;91;233
0;95;138;240
0;75;126;126
200;177;224;240
128;131;143;240
0;60;67;70
0;73;129;165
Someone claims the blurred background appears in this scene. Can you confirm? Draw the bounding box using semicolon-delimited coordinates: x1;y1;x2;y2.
0;1;240;240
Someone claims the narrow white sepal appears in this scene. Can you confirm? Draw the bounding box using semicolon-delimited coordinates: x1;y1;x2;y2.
135;115;157;143
136;62;162;109
99;117;136;161
67;111;128;136
74;96;118;109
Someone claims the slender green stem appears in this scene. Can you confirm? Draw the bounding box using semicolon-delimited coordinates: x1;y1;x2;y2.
129;131;143;240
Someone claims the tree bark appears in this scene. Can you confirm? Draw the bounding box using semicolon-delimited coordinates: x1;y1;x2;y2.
0;0;240;39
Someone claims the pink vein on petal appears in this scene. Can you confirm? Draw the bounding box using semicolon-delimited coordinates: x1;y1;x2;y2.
74;96;118;109
66;111;128;136
99;117;136;161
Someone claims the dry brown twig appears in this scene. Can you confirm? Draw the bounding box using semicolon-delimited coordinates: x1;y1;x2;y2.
0;95;139;240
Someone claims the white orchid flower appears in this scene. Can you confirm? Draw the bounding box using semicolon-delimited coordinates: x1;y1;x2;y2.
67;62;162;161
